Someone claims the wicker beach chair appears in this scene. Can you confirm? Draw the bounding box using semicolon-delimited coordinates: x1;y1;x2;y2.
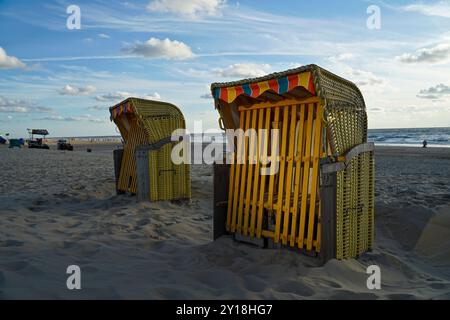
110;98;191;201
211;64;374;263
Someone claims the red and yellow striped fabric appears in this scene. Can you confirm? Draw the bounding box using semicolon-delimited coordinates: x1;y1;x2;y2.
213;71;315;103
110;101;134;119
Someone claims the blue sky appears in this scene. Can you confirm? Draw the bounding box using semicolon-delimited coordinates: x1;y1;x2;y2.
1;0;450;137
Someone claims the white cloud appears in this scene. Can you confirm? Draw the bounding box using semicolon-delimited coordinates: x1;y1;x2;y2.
126;37;194;60
214;63;271;78
0;106;27;113
87;105;106;111
142;92;161;100
98;33;110;39
58;84;97;96
0;95;53;113
147;0;226;18
200;93;212;99
396;43;450;63
0;47;26;69
327;53;355;63
345;68;385;87
402;1;450;19
95;91;161;102
95;91;133;102
417;83;450;100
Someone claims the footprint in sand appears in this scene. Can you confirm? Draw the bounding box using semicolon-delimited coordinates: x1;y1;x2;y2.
276;280;314;297
136;218;151;227
2;261;29;271
429;282;449;290
386;293;417;300
243;275;267;293
330;290;378;300
0;240;24;247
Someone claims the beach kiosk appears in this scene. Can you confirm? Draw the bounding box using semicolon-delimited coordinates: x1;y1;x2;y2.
110;98;191;201
211;64;374;263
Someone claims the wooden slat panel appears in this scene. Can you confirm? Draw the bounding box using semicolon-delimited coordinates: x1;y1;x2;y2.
256;108;271;238
225;144;236;231
266;107;280;212
281;104;297;245
289;104;306;246
250;108;265;237
230;110;246;232
306;103;323;250
274;106;289;243
237;110;251;233
298;103;314;248
243;109;258;235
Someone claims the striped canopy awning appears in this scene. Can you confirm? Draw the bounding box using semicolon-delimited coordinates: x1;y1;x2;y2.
212;71;316;103
110;100;135;120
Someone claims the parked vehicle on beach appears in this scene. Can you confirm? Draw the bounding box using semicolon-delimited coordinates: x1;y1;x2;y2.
57;139;73;151
27;129;50;149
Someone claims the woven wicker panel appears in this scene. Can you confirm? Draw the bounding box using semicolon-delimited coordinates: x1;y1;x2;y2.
311;67;367;156
336;151;374;259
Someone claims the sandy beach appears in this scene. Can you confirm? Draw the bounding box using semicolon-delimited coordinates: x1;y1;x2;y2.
0;143;449;299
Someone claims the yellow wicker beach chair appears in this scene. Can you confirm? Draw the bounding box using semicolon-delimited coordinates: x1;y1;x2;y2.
211;64;374;263
110;98;191;201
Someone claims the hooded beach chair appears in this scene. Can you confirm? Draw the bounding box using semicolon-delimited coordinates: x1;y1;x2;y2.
110;98;191;201
211;64;374;264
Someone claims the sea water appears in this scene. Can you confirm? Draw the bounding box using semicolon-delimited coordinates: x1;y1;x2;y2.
368;127;450;147
193;128;450;148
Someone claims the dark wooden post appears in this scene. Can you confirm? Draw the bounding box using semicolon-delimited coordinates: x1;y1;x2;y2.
113;148;124;195
213;163;230;240
319;163;338;265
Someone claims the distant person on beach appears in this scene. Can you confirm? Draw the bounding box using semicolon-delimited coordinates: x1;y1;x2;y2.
422;140;427;148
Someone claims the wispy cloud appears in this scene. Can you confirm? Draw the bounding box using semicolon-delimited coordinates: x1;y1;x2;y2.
200;93;212;99
327;53;355;63
147;0;226;19
95;91;134;102
142;92;161;100
58;84;97;96
21;55;135;62
87;105;107;111
347;68;385;87
417;83;450;100
402;1;450;19
0;95;53;113
95;91;161;102
214;63;271;78
38;115;105;123
98;33;110;39
0;47;26;69
396;43;450;63
125;37;195;60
